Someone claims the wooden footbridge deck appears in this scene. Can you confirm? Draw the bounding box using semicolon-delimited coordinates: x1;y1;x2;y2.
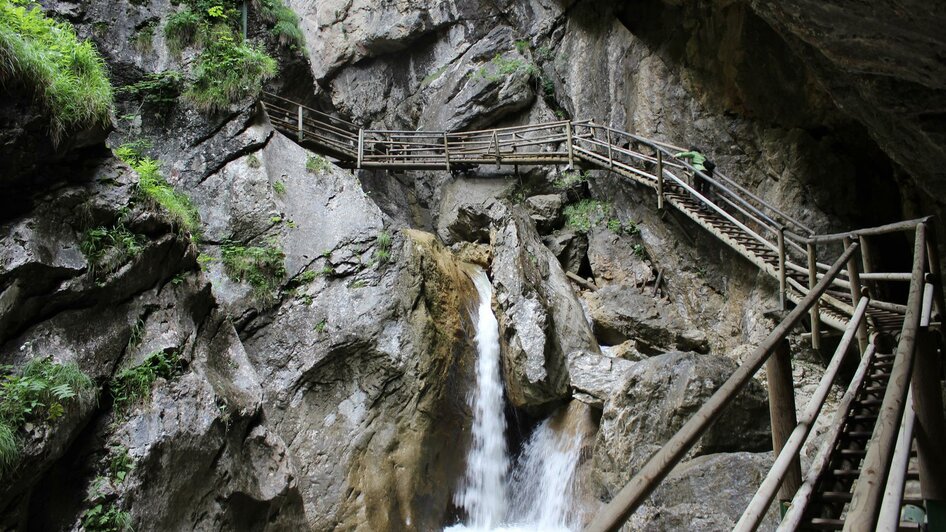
261;92;946;532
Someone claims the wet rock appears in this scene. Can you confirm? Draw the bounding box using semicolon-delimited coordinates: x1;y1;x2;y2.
492;208;600;411
543;228;588;275
592;351;771;498
566;350;635;407
627;452;779;531
436;178;508;245
525;194;564;232
586;284;706;354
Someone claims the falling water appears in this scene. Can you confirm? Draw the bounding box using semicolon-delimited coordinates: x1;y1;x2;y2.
452;269;510;529
448;269;590;532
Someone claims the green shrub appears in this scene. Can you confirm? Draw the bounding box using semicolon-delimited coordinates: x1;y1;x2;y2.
0;358;95;473
163;8;201;54
271;180;285;194
80;503;132;532
553;170;588;190
475;52;539;82
119;71;183;106
256;0;304;49
563;199;609;233
221;241;287;302
374;230;392;265
133;20;157;53
183;31;276;113
306;154;329;174
81;225;147;280
0;0;113;142
110;350;183;418
115;146;202;238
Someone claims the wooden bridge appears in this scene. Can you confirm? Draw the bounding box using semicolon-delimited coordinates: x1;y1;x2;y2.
261;92;946;532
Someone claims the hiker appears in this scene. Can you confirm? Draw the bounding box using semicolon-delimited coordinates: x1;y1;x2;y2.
674;146;716;199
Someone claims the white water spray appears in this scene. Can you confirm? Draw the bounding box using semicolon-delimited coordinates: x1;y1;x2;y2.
453;269;510;529
449;269;590;532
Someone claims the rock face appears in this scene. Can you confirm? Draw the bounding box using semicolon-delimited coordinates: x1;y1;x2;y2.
592;351;771;498
491;208;600;411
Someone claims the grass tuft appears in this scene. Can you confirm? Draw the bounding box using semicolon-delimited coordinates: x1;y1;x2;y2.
110;350;183;419
221;240;287;302
563;199;610;233
163;8;201;55
182;30;277;114
0;0;113;142
81;224;147;281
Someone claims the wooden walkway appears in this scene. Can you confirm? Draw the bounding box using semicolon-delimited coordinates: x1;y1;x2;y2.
260;92;946;532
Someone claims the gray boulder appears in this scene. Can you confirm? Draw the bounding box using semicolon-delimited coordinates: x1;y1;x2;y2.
543;228;589;275
592;351;771;498
491;208;600;410
525;194;564;232
566;350;636;407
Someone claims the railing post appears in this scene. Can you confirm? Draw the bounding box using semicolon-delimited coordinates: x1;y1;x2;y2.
807;242;822;351
492;130;501;169
656;150;664;211
843;236;870;354
778;227;787;310
859;234;878;299
606;127;614;170
357;128;364;169
911;303;946;529
297;105;304;142
765;339;802;513
566;121;575;168
443;132;451;172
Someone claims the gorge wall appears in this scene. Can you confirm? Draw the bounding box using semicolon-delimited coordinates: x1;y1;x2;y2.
1;0;941;530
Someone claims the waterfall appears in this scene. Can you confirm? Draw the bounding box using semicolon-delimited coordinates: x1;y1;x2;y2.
448;269;589;532
452;269;511;529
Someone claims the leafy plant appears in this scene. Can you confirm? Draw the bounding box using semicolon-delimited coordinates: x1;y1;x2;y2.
110;350;183;419
256;0;305;49
553;170;588;190
0;0;114;142
80;503;132;532
374;230;392;265
133;21;157;53
114;146;201;238
313;319;326;333
246;153;261;169
119;71;183;107
81;225;147;280
563;199;610;233
514;39;530;54
271;180;285;194
475;52;539;82
0;358;95;473
127;317;146;351
632;243;647;260
306;154;329;174
163;8;201;54
221;240;287;302
183;30;277;113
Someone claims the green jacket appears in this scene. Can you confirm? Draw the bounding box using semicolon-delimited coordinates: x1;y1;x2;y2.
675;150;706;172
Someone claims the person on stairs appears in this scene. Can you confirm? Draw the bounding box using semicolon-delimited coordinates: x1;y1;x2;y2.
674;146;716;203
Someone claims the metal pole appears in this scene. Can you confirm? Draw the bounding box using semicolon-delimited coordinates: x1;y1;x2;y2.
844;223;927;532
844;236;869;354
656;150;664;211
778;228;787;310
808;242;821;351
584;244;858;532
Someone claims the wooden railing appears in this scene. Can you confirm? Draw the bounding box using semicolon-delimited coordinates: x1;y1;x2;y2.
259;92;946;531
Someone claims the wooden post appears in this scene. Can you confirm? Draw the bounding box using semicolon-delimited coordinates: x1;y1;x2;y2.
844;236;870;354
860;235;878;299
778;228;787;311
492;130;501;169
356;129;364;169
807;242;821;351
606;128;614;169
443;132;451;172
241;1;247;40
765;339;802;509
911;325;946;528
656;150;664;211
566;122;575;168
297;105;304;142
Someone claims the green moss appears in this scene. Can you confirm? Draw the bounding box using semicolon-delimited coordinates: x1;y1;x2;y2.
0;358;95;474
110;350;183;419
0;0;113;142
183;30;276;113
553;169;588;190
306;154;329;173
221;240;287;302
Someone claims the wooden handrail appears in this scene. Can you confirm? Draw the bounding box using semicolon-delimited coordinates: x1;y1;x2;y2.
583;244;857;532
